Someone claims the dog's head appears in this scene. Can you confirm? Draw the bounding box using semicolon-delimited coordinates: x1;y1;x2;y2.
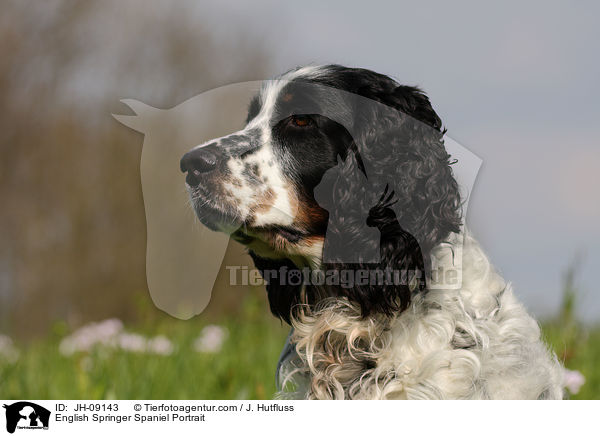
181;65;461;321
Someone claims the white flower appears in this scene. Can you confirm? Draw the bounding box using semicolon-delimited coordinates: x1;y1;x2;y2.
563;368;585;395
59;319;124;355
58;319;175;356
147;335;174;355
193;325;228;353
117;332;147;352
0;334;19;363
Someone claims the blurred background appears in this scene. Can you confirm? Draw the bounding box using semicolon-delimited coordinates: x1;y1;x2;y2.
0;0;598;399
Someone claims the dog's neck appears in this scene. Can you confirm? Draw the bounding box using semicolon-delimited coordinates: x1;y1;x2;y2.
275;230;469;399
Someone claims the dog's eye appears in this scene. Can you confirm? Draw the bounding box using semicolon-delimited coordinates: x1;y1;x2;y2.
291;115;312;127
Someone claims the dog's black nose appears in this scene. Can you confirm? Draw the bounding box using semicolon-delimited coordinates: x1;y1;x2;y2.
180;144;219;186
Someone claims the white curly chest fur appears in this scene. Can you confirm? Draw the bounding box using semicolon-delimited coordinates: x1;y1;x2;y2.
278;232;564;399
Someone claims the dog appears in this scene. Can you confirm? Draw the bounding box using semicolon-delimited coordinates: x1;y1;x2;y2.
180;65;564;399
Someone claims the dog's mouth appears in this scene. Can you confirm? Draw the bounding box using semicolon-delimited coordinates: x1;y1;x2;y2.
231;224;314;260
188;186;242;233
189;186;309;250
232;225;307;245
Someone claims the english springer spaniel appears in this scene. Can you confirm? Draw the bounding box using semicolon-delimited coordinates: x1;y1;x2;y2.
180;65;563;399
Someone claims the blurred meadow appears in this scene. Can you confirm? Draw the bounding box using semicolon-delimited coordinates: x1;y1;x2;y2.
0;269;598;399
0;1;598;400
0;289;290;400
0;0;287;399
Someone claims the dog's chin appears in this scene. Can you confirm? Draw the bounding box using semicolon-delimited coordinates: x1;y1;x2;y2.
192;199;298;248
231;225;303;248
190;200;241;235
189;191;319;260
230;226;325;266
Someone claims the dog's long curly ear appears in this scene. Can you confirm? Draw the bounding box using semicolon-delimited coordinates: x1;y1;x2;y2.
248;251;304;324
355;85;462;254
389;85;443;132
351;69;443;132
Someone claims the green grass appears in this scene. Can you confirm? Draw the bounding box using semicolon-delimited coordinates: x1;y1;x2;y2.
541;259;599;399
543;324;600;399
0;293;289;400
1;290;598;400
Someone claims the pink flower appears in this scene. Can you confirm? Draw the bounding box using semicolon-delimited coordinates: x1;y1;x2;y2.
59;319;124;355
59;319;174;356
563;368;585;395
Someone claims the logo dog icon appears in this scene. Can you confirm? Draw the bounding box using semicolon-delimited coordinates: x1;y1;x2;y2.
3;402;50;434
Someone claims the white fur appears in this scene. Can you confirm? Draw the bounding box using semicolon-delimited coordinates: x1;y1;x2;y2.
278;231;564;399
